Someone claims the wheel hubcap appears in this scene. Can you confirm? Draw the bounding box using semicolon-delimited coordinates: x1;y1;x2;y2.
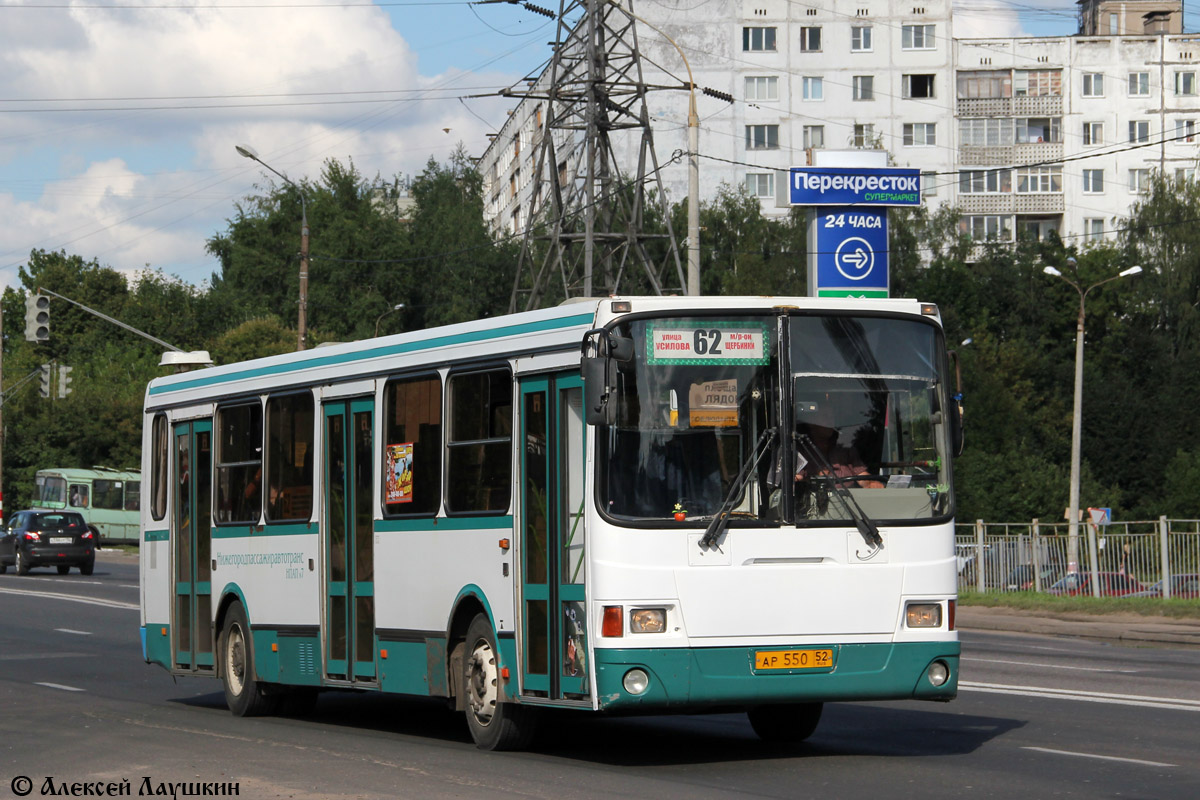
466;638;498;727
227;625;247;695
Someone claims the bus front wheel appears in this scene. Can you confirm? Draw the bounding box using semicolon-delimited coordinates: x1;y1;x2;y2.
462;614;536;751
220;602;276;717
747;702;823;743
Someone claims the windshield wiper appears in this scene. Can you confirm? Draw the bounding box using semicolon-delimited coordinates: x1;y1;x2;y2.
698;427;777;549
796;434;883;549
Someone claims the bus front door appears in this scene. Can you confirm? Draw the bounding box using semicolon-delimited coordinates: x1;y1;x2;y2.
172;419;213;672
322;399;376;684
518;374;590;702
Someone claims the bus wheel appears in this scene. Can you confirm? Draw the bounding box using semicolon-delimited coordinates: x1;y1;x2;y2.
221;603;275;717
747;702;823;743
462;614;536;751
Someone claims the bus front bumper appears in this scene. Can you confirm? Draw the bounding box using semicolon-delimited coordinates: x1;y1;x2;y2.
593;641;959;712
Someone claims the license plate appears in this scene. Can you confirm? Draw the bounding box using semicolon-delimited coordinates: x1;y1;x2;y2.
754;648;833;671
49;537;72;545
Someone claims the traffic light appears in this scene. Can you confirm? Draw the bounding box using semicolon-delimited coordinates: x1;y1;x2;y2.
25;294;50;342
39;364;52;398
57;365;73;398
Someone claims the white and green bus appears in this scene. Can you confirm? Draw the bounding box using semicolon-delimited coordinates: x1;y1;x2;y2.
140;296;962;750
33;467;141;544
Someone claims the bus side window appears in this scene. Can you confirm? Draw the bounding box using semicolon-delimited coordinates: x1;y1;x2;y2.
446;368;512;513
265;393;314;522
383;374;442;516
69;484;90;508
152;415;168;520
216;402;264;525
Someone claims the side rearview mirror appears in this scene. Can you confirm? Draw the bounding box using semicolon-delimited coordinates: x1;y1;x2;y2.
581;329;633;426
948;350;965;457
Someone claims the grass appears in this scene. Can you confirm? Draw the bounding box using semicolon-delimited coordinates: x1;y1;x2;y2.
959;590;1200;619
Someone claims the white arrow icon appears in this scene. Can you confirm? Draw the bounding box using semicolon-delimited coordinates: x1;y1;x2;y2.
842;248;869;271
835;237;874;280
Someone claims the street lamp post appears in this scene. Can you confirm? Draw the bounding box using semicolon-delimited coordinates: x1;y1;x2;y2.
1043;259;1142;597
236;144;310;351
374;303;405;338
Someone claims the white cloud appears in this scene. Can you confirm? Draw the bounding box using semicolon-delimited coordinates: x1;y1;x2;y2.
953;1;1028;39
0;4;519;288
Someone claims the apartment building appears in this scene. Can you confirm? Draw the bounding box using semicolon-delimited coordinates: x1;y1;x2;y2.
480;0;1200;249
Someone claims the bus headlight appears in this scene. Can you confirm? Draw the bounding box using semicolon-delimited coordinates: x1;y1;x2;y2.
623;668;650;695
906;603;943;628
629;608;666;633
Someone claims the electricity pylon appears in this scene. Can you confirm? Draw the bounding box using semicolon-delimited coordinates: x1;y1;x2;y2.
508;0;686;312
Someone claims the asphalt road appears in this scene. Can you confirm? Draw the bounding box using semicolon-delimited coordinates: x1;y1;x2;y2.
2;553;1198;799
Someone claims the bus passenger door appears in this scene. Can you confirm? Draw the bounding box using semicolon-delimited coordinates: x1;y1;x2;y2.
518;374;590;701
172;420;213;672
322;399;376;684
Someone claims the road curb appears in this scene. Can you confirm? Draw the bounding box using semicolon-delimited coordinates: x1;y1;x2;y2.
958;606;1200;649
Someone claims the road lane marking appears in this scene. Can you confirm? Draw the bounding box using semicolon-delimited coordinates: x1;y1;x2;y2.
960;681;1200;712
1022;746;1177;768
964;656;1139;673
35;682;85;692
0;586;137;610
55;628;93;636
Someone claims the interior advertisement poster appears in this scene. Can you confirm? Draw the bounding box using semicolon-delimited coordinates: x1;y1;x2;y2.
385;443;414;504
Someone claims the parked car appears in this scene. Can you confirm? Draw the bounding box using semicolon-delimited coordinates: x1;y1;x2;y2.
1004;563;1064;591
0;510;95;576
1128;574;1200;599
1046;570;1146;597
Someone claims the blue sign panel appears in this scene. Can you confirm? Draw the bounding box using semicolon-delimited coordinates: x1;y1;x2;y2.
790;167;921;207
814;208;888;297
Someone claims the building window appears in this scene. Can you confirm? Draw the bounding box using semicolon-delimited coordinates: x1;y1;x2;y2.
1085;218;1105;240
1177;71;1197;96
1016;117;1060;143
963;215;1012;241
902;24;935;50
802;76;824;100
958;169;1011;194
1015;70;1062;97
1129;168;1151;193
903;74;935;98
922;171;937;197
745;76;779;101
800;26;822;52
746;172;775;198
1109;13;1119;34
1083;122;1104;146
1129;120;1150;143
1082;169;1104;193
446;369;512;513
743;26;777;52
803;125;825;149
903;122;936;146
1176;167;1196;182
1129;72;1150;96
1016;166;1062;193
960;117;1014;146
852;123;875;147
853;75;874;101
1178;119;1197;142
1082;73;1104;97
851;25;873;52
957;70;1011;99
746;124;780;149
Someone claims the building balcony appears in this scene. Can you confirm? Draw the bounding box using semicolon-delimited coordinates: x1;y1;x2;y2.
957;193;1065;214
958;142;1063;166
957;95;1063;117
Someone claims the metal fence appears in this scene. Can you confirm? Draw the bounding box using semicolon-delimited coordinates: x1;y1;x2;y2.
954;518;1200;597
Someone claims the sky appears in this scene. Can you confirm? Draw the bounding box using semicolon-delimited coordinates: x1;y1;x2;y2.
0;0;1155;292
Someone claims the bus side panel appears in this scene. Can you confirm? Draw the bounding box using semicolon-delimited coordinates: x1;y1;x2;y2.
141;413;172;667
373;521;516;697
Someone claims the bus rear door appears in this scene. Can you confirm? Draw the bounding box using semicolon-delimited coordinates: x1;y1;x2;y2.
173;420;214;672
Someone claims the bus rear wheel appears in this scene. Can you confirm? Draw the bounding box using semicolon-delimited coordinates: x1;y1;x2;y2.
747;702;823;743
220;602;276;717
462;614;536;751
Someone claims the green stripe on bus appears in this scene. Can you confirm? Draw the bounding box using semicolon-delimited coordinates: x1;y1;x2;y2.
375;516;514;533
149;313;595;396
211;522;315;539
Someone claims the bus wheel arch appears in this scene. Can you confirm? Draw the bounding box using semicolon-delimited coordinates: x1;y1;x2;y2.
461;613;536;750
216;595;276;717
446;595;489;711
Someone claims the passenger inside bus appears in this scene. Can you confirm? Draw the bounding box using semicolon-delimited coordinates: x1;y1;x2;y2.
69;484;89;508
794;404;883;490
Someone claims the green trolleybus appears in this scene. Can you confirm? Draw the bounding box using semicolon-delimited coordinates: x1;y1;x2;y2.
34;467;141;544
140;296;963;750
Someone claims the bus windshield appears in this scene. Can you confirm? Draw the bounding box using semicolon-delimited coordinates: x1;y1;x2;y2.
597;312;953;526
34;475;67;505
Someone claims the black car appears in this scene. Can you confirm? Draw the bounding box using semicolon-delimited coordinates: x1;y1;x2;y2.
0;510;95;575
